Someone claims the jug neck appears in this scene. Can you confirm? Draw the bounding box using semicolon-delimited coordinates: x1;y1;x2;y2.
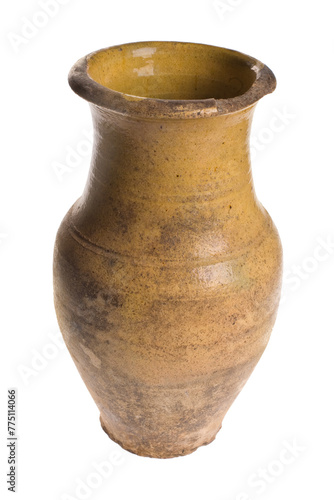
83;103;256;205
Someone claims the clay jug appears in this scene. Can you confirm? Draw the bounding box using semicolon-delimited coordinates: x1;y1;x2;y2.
53;41;283;458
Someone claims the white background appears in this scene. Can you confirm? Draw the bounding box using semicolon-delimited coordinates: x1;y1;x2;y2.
1;0;334;498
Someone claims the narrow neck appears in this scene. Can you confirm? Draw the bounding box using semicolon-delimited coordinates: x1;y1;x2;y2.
82;104;256;207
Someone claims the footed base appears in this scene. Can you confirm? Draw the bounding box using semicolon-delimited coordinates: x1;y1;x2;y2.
100;415;222;459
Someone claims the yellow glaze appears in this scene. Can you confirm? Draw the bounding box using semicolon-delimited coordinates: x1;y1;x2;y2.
54;41;282;458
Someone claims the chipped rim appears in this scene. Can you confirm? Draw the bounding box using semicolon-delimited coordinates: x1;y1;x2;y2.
68;41;276;120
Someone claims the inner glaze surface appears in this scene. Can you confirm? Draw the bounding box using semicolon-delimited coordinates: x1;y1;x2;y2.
87;42;257;100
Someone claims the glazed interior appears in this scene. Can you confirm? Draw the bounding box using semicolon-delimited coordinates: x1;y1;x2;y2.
87;42;258;100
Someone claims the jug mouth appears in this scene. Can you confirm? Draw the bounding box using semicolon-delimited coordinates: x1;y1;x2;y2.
68;41;276;119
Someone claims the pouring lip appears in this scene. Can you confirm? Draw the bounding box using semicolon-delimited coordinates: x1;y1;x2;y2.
68;41;276;120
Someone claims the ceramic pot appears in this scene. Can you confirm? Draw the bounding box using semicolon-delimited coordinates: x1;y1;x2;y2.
53;41;283;458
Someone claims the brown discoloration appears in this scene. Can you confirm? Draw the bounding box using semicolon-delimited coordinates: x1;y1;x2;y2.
54;41;282;458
